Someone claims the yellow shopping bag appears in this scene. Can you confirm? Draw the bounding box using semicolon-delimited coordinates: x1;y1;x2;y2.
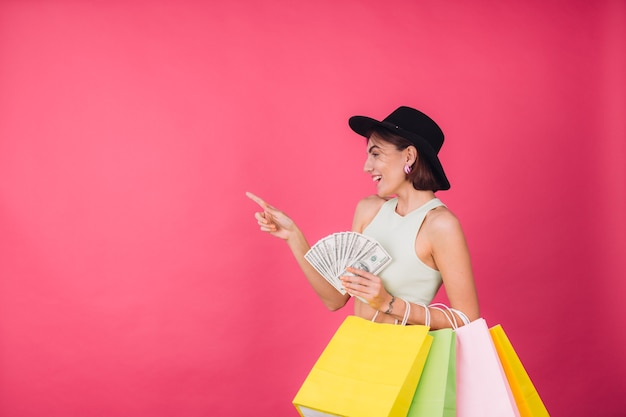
489;325;550;417
293;315;433;417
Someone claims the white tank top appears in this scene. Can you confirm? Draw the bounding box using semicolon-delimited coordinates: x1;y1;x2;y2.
363;197;444;305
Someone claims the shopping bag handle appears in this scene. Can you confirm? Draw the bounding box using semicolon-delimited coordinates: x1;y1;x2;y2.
428;303;470;328
430;305;459;329
415;302;430;326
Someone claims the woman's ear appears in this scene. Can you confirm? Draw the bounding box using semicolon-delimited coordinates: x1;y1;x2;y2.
405;145;417;166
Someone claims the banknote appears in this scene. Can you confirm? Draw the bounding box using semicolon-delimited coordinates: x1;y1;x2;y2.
304;232;392;295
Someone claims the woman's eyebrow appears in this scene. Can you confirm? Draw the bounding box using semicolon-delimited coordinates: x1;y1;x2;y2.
367;144;381;153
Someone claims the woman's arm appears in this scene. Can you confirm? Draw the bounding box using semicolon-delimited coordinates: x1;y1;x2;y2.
428;208;479;323
246;192;350;310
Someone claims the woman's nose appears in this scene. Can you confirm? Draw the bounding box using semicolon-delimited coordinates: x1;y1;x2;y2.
363;158;372;172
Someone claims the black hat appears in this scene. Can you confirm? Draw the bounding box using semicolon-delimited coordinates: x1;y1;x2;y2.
348;106;450;190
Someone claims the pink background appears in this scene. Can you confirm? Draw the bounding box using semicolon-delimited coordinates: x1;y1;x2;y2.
1;1;624;416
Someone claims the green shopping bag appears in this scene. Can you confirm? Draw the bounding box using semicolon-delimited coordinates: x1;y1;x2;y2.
407;328;456;417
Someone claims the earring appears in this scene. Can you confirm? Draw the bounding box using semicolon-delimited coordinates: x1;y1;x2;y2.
404;164;412;174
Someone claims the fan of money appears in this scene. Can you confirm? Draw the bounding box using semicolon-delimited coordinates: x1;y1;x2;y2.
304;231;392;295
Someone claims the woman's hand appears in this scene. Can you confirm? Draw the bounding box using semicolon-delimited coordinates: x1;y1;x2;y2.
340;267;392;311
246;192;297;241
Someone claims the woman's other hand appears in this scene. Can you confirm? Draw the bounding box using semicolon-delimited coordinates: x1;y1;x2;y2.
246;192;297;241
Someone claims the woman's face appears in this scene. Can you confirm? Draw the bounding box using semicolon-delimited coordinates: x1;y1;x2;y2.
363;134;411;197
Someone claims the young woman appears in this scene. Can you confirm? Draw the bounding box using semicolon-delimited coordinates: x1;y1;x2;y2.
247;106;479;328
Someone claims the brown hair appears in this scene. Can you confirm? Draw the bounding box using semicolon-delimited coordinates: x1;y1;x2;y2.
368;127;442;191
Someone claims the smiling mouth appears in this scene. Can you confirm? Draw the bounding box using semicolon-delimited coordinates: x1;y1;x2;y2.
372;175;382;183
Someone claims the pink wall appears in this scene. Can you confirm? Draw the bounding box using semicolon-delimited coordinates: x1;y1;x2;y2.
1;1;624;416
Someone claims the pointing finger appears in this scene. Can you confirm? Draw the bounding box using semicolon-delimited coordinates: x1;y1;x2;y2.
245;191;269;209
247;192;284;217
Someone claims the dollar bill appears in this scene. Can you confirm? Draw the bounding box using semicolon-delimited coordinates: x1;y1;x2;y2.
305;231;392;295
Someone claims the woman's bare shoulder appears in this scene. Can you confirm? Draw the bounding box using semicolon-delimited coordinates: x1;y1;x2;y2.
352;195;388;232
425;205;465;241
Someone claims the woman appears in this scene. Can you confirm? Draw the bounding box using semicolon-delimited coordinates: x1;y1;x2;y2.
247;106;479;328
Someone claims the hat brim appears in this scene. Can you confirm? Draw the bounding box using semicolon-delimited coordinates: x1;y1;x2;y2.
349;116;450;191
